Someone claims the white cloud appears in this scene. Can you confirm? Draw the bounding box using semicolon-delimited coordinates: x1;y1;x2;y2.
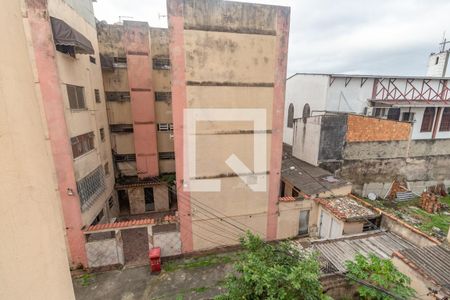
93;0;450;76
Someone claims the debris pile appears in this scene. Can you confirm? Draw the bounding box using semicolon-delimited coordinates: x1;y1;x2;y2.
420;192;441;213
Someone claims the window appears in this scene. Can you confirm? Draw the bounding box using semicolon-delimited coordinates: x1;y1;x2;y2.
373;107;387;118
91;209;104;226
110;124;133;133
439;108;450;131
108;197;114;209
114;154;136;162
94;89;101;103
144;188;155;211
420;107;436;132
104;162;110;176
105;91;130;102
435;56;440;65
155;92;172;102
77;166;106;211
158;123;173;131
71;132;95;158
387;108;400;121
99;128;105;141
159;152;175;160
292;188;299;197
113;57;127;64
89;56;96;64
287;103;294;128
153;58;170;70
401;112;415;122
67;85;86;109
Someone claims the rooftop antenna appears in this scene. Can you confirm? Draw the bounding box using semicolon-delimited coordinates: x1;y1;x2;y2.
119;16;133;23
439;31;450;52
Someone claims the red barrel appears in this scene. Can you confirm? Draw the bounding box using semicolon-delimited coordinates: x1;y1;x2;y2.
149;247;161;273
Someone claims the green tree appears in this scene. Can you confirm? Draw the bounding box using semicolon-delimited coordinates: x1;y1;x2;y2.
215;232;330;300
345;253;416;300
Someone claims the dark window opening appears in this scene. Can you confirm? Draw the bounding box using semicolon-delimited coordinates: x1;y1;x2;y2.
95;89;101;103
155;92;172;102
302;103;311;121
287;103;294;128
144;188;155;211
280;181;285;197
108;197;114;209
89;56;96;64
439;107;450;131
110;124;133;133
105;91;130;102
118;190;130;215
373;108;386;118
153;58;170;70
114;154;136;162
435;56;440;65
420;107;436;132
159;152;175;160
299;210;310;235
99;128;105;141
56;44;76;58
71;132;95;158
91;209;104;226
104;162;110;176
292;188;299;198
114;57;127;64
157;123;173;131
387;108;401;121
401;112;415;122
67;85;86;109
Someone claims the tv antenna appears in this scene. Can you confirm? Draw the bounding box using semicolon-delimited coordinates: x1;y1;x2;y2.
439;31;450;52
119;16;133;23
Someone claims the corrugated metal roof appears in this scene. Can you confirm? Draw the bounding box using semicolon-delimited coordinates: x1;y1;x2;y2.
398;245;450;289
287;72;450;81
281;157;350;195
312;232;414;272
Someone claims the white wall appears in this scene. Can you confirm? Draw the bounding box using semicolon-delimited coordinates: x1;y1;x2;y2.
292;116;322;166
426;52;449;77
326;77;374;113
283;74;329;145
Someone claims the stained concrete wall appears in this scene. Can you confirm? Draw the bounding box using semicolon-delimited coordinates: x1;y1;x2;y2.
277;200;315;240
0;1;75;298
392;257;435;300
127;185;170;215
318;114;347;162
292;116;322;166
169;0;289;251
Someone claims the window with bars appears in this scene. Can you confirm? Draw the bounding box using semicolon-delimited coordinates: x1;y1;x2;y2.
71;132;95;158
89;56;96;64
105;91;130;102
77;166;105;211
100;128;105;141
108;197;114;209
401;112;415;122
114;154;136;162
155;91;172;102
387;108;400;121
157;123;173;131
95;89;101;103
159;152;175;160
420;107;436;132
67;85;86;109
439;108;450;132
373;108;387;118
153;57;170;70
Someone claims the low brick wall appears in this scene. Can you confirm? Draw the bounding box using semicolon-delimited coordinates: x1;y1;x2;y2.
346;115;411;142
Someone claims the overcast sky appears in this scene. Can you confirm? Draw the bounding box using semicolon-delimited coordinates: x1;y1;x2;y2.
93;0;450;77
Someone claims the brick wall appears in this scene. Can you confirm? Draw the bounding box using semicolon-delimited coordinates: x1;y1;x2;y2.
346;115;411;142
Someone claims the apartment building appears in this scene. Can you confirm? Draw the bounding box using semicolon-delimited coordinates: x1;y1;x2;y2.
0;1;75;298
11;0;117;269
97;21;174;216
168;0;290;252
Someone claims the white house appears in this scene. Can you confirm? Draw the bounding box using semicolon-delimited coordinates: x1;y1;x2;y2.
283;73;450;145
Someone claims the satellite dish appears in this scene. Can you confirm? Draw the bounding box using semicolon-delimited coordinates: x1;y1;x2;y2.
368;193;377;201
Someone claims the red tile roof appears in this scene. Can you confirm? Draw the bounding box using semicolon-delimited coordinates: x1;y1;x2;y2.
85;215;178;232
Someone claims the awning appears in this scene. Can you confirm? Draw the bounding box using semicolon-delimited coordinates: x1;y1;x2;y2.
50;17;94;55
369;99;450;108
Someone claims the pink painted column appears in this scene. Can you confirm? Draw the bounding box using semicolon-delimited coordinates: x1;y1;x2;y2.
167;0;194;252
26;0;87;267
266;7;291;240
123;21;159;179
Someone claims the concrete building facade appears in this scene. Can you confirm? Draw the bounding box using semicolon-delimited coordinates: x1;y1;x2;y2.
97;21;174;217
284;74;450;145
168;0;290;251
10;0;117;269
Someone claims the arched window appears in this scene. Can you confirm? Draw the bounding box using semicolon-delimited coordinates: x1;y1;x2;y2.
302;103;311;123
287;103;294;128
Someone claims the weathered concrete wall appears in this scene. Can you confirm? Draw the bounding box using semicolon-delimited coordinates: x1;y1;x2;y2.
1;1;75;297
292;116;322;166
318;114;347;162
392;257;435;300
154;185;170;211
277;200;315;240
128;187;145;214
343;222;364;235
86;236;123;268
168;0;289;251
381;216;438;247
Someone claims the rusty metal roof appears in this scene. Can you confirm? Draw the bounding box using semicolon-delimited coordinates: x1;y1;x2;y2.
396;245;450;292
312;232;414;272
